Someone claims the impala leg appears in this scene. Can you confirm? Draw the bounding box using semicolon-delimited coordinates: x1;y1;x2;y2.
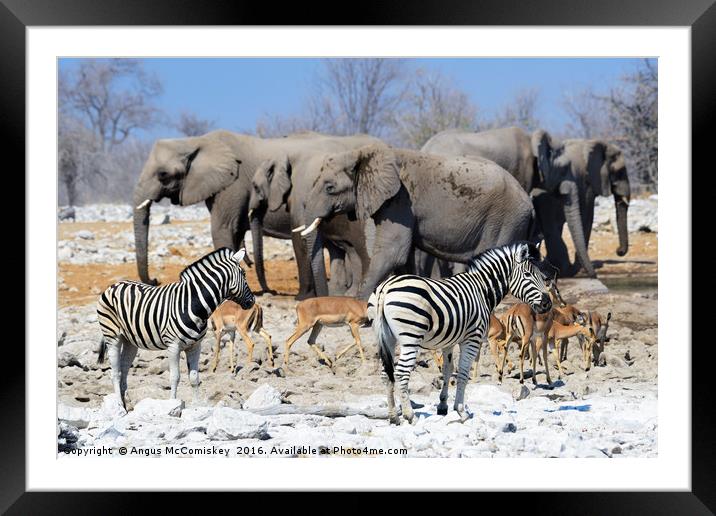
499;334;513;384
519;336;530;385
239;328;256;366
210;330;222;373
283;322;312;367
529;339;538;385
552;338;564;379
539;336;552;384
259;329;274;367
432;350;444;372
307;323;332;367
560;338;569;362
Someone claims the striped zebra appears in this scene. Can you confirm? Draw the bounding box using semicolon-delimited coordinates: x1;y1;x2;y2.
96;248;254;407
370;242;552;424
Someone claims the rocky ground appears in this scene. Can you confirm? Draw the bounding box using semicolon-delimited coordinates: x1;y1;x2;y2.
57;199;657;458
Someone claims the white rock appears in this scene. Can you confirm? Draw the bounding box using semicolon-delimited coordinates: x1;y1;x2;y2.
133;398;185;418
58;247;74;261
76;230;95;240
242;384;282;410
101;395;128;419
58;404;98;429
206;407;269;440
465;384;515;410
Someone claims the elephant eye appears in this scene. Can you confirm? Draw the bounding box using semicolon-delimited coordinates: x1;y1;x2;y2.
325;182;336;194
157;170;170;182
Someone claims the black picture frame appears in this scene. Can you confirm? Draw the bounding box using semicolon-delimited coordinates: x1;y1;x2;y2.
6;0;710;512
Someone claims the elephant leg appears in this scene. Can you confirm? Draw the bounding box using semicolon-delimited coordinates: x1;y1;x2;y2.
326;240;348;296
292;232;316;300
357;211;414;299
344;246;363;297
534;193;573;277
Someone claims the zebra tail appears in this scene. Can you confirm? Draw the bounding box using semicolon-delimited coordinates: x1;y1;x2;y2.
97;337;107;364
374;285;396;383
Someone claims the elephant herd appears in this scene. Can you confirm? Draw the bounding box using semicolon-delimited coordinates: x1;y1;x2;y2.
132;126;631;299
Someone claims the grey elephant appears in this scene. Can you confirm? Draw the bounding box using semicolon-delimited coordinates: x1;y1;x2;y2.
248;141;379;298
300;144;537;299
422;127;630;277
133;130;376;298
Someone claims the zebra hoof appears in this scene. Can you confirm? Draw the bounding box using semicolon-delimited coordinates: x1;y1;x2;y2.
437;405;448;416
389;414;401;426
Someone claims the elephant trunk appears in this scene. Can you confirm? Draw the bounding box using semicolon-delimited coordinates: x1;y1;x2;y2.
133;191;157;285
304;230;329;297
614;194;629;257
249;216;270;293
560;181;597;278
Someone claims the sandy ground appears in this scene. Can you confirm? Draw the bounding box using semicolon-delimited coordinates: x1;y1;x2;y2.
57;212;657;458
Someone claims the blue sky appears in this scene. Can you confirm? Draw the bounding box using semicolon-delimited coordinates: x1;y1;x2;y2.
59;57;654;141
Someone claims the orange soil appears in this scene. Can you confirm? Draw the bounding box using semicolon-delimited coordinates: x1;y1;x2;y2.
58;219;656;307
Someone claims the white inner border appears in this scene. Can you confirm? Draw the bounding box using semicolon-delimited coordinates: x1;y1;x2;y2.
28;27;690;491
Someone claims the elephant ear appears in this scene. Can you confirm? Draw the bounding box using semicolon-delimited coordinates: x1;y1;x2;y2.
531;129;562;190
267;157;291;212
353;147;402;220
584;141;610;197
180;135;240;206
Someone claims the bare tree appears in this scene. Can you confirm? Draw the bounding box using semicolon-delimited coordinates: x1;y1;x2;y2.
58;116;103;206
58;58;163;205
59;59;163;152
175;111;215;137
311;58;407;137
390;69;478;148
255;113;321;138
484;88;541;132
603;59;658;190
561;87;612;139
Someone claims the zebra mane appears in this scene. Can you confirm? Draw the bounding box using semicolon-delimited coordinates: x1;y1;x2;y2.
467;241;541;272
179;247;233;282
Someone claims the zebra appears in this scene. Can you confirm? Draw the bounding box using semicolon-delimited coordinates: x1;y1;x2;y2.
370;241;553;424
96;247;255;407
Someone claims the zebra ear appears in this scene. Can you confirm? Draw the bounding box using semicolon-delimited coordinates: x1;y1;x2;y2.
232;248;246;263
515;243;530;263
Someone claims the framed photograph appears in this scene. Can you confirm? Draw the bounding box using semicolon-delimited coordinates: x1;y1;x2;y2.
9;0;711;511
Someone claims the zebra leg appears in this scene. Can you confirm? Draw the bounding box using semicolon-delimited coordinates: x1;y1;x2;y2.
437;348;454;416
382;370;400;425
454;342;481;423
395;344;419;423
185;341;203;403
168;343;182;400
106;337;123;405
119;341;138;408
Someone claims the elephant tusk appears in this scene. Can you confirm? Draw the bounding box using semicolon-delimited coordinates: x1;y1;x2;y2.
292;225;307;233
300;217;322;237
135;199;151;210
248;209;254;220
